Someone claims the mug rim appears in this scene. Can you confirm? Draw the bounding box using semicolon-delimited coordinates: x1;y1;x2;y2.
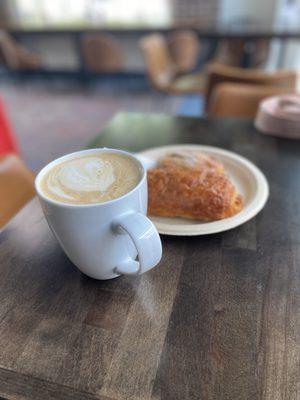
35;148;146;208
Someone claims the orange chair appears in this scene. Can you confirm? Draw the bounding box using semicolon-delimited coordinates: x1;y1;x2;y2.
0;154;35;229
81;33;123;73
167;30;200;74
205;63;297;110
0;97;18;154
208;82;296;118
140;34;206;94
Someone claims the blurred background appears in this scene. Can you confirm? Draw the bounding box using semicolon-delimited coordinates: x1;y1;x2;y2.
0;0;299;172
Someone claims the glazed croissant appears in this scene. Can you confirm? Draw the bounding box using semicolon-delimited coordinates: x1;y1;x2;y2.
148;151;243;221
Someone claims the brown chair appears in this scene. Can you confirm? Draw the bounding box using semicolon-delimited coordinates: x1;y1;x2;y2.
213;38;270;68
167;30;200;74
0;30;42;70
205;63;297;111
0;154;35;229
140;34;206;94
81;33;123;73
208;82;296;118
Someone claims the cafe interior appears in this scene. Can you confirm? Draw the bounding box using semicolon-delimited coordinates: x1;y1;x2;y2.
1;0;300;173
0;0;300;399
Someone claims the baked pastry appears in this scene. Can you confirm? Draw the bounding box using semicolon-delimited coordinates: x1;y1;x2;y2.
148;151;243;221
157;150;224;173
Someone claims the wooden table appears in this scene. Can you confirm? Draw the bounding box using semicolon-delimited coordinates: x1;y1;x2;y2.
1;112;300;400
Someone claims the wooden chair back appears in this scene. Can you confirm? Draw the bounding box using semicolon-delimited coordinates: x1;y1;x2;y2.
139;34;176;90
0;30;42;70
0;154;35;229
168;30;200;73
205;63;297;110
81;33;123;72
214;38;270;68
208;82;295;118
0;30;21;69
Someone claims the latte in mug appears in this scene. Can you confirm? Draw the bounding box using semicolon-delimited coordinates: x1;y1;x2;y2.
40;152;142;205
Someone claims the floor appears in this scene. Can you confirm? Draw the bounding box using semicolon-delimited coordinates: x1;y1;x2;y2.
0;78;185;172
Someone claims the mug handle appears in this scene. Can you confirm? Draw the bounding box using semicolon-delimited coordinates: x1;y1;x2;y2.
112;212;162;275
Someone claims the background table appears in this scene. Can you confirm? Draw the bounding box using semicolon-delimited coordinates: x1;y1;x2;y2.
0;113;300;400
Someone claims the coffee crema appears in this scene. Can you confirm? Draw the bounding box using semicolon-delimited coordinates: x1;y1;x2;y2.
40;152;142;205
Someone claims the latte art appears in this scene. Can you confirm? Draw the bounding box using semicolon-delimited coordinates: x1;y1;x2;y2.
41;152;142;204
49;158;115;196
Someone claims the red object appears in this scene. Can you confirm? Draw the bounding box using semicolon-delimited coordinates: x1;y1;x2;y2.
0;97;18;154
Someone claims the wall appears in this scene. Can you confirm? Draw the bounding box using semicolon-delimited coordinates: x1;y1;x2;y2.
171;0;219;26
273;0;300;72
218;0;277;24
0;0;18;23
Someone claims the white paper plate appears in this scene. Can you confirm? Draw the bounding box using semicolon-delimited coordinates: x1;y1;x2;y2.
139;144;269;236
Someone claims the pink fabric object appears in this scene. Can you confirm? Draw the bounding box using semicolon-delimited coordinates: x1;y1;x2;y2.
255;94;300;139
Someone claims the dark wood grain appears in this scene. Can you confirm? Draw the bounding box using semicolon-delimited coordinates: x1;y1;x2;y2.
1;113;300;399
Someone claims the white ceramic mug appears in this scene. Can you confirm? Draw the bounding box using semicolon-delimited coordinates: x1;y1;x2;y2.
35;148;162;280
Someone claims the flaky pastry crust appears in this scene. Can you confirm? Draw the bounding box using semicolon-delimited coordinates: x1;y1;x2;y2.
148;152;243;221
